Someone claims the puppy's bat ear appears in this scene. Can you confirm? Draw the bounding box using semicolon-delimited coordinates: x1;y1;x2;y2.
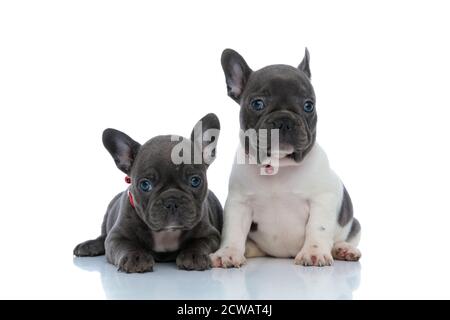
102;128;141;175
298;47;311;79
221;49;252;103
190;113;220;166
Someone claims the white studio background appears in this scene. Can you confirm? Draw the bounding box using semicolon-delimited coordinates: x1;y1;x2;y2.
1;0;450;299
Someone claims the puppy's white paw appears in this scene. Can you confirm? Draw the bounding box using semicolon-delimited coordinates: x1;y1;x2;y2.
210;247;246;268
294;246;333;267
332;242;361;261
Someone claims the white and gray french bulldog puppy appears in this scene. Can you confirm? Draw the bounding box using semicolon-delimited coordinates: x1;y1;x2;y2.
210;49;361;267
74;114;223;272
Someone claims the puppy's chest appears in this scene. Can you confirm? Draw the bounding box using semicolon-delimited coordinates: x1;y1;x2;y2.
248;193;310;257
151;230;182;252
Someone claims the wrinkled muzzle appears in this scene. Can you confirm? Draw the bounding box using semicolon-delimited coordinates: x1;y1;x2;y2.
243;111;312;163
147;189;201;231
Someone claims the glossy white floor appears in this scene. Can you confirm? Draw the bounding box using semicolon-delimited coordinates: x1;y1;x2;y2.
71;257;361;300
2;236;450;300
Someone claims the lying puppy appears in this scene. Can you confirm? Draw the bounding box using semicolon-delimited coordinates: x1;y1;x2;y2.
210;49;361;267
74;114;223;272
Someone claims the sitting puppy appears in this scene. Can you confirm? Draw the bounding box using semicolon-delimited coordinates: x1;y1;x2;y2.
210;49;361;267
74;114;223;272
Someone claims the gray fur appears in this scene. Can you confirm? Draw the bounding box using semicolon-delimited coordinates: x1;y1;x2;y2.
346;218;361;242
338;186;353;227
298;48;311;79
74;114;223;272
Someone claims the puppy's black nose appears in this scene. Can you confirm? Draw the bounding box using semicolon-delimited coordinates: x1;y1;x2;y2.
163;198;179;212
271;117;295;133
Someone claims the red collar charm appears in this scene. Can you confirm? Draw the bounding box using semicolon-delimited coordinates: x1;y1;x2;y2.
125;176;135;209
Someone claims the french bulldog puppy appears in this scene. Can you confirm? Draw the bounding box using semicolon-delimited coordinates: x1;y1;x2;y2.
210;49;361;267
74;114;223;272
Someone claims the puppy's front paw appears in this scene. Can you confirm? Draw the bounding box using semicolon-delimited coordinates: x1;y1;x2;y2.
176;250;211;271
117;251;155;273
295;246;333;267
332;242;361;261
73;239;105;257
210;247;246;268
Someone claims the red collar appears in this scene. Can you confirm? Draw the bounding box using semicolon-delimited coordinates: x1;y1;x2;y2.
125;176;135;209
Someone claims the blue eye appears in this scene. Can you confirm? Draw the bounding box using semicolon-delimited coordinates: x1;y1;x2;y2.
250;99;265;111
139;179;152;192
189;175;202;188
303;101;314;113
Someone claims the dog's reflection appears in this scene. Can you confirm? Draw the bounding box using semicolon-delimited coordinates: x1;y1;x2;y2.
73;257;360;299
73;256;223;299
211;258;361;299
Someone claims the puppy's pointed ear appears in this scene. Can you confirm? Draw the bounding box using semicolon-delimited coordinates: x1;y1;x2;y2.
190;113;220;166
102;128;141;175
221;49;252;102
298;47;311;79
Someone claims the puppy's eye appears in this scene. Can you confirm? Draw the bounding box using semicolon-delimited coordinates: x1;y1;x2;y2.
303;101;315;113
250;99;265;111
189;175;202;188
139;179;153;192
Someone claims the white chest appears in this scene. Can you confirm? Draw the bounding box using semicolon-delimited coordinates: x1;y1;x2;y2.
151;230;182;252
228;143;339;258
248;193;310;258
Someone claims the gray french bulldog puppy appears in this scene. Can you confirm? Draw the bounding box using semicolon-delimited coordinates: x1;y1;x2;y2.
74;113;223;272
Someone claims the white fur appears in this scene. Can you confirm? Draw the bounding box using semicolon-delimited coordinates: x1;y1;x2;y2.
211;142;360;267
